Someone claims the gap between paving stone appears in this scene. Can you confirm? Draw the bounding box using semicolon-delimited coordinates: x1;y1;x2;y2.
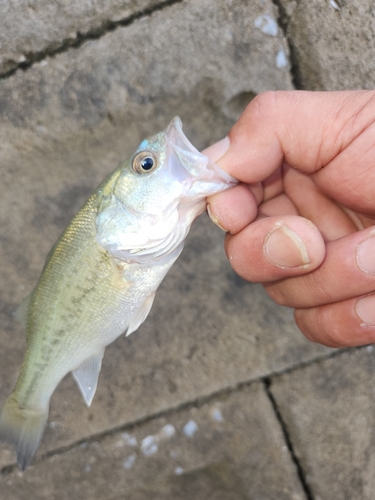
0;346;352;476
265;345;372;500
0;0;184;80
271;0;303;89
264;379;314;500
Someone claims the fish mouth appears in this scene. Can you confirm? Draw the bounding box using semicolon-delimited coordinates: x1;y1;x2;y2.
165;117;236;192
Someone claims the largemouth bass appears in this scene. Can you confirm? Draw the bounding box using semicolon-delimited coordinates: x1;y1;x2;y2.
0;118;236;470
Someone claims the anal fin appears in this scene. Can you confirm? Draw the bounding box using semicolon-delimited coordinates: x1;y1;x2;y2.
126;293;155;337
72;349;105;407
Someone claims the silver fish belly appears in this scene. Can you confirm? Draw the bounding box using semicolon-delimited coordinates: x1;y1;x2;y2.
0;117;236;470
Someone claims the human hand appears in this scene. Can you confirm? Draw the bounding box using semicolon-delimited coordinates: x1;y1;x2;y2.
204;90;375;348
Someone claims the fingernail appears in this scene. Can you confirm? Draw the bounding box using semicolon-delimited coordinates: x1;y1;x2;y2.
356;234;375;274
203;137;230;163
207;203;227;232
355;295;375;327
264;224;310;268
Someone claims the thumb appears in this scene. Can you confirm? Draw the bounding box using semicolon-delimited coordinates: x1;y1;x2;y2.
213;90;375;184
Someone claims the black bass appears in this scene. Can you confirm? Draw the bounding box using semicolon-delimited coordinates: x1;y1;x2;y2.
0;118;236;470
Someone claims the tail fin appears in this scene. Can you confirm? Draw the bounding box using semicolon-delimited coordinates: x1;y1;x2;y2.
0;394;48;470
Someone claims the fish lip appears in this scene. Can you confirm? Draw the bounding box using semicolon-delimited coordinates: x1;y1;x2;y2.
165;117;206;177
165;117;236;185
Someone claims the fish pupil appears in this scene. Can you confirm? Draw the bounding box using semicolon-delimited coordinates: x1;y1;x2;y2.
140;157;154;171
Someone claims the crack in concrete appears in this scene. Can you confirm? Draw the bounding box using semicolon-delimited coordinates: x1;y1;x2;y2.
0;345;359;475
264;378;314;500
0;0;185;80
271;0;304;90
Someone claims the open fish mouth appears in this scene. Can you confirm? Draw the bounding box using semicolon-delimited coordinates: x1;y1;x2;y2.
165;117;236;193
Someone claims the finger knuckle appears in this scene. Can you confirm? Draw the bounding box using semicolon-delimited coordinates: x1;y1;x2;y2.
264;282;291;306
247;91;277;118
294;306;349;348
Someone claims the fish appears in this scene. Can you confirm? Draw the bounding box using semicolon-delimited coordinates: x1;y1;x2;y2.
0;117;236;470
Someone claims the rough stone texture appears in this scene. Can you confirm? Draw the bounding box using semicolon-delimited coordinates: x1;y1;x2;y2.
0;384;306;500
279;0;375;89
0;0;167;75
0;0;329;470
270;347;375;500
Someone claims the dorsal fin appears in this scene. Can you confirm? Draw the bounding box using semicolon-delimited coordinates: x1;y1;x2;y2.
126;293;155;337
13;294;32;328
72;349;105;407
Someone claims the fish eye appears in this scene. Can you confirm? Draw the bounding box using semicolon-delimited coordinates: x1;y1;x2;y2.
132;151;158;174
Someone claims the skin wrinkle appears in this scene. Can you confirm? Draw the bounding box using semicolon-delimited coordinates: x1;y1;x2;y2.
303;264;339;305
320;92;372;164
250;92;285;167
265;261;337;309
333;92;375;156
263;91;292;172
274;92;301;158
295;305;346;348
284;94;329;172
262;166;283;201
314;123;375;212
284;92;375;173
280;162;286;207
294;308;319;344
326;304;357;347
315;170;367;215
259;194;298;218
283;169;356;241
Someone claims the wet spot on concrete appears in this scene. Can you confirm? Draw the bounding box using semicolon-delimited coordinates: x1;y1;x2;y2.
211;408;224;422
183;420;198;438
141;435;158;456
160;424;176;440
254;15;278;36
123;453;136;470
276;49;288;68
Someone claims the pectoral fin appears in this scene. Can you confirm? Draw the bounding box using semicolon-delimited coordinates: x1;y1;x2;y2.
13;293;32;328
72;349;105;407
126;294;155;337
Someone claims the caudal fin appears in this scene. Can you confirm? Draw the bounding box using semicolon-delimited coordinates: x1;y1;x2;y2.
0;394;48;470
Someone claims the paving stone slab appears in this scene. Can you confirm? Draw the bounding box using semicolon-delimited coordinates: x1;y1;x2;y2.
0;0;165;76
0;0;332;468
0;384;306;500
270;347;375;500
279;0;375;90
